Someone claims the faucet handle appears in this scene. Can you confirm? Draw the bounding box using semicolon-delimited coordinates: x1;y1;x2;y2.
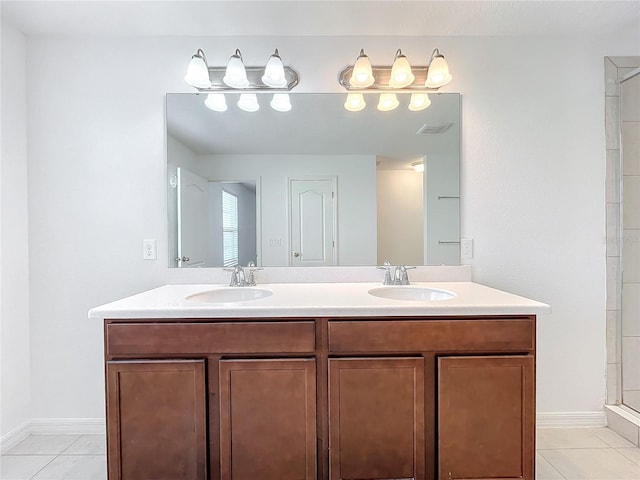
398;265;415;285
377;261;394;285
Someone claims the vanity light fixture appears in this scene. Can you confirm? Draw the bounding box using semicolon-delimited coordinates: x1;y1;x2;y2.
184;49;211;89
350;49;375;88
223;49;250;88
184;48;299;92
339;47;452;91
425;49;452;88
389;49;415;88
344;92;366;112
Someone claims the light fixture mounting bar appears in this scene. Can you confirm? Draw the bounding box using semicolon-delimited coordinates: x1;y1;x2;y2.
339;65;439;91
196;66;299;92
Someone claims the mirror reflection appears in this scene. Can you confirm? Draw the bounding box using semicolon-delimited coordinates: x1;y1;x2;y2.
166;92;460;268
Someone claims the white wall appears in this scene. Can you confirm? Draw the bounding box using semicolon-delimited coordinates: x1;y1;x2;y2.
14;29;640;422
1;19;31;437
377;169;423;265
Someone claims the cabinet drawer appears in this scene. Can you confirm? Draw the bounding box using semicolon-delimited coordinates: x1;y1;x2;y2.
106;321;315;356
328;318;534;353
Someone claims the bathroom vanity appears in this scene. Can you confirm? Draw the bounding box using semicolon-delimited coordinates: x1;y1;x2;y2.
90;282;549;480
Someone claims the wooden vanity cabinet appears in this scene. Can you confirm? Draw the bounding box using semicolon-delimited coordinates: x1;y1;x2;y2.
103;315;536;480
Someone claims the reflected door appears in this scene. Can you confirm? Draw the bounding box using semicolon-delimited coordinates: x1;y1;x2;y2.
177;167;208;267
289;178;336;266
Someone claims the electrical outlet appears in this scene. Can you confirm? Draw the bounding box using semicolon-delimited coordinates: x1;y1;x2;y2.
143;239;157;260
461;238;473;259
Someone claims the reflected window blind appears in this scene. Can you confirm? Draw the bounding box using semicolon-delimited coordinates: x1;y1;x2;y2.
222;190;239;267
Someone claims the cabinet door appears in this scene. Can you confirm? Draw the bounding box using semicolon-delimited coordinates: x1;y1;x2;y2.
219;358;317;480
328;357;425;480
106;359;207;480
438;355;535;480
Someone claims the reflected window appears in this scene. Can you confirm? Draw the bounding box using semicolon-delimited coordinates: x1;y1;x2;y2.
222;190;239;267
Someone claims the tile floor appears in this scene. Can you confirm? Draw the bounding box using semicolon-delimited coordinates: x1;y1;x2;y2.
0;427;639;479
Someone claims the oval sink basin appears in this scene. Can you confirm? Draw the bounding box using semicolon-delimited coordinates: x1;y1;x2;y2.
368;286;455;302
186;288;273;303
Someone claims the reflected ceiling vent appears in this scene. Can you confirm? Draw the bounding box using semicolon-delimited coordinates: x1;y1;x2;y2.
416;122;453;135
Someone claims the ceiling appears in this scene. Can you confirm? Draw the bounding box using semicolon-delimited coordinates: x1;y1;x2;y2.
2;0;639;37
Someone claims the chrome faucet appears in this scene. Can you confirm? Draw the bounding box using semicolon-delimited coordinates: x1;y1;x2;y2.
245;261;262;286
378;261;415;285
226;266;246;287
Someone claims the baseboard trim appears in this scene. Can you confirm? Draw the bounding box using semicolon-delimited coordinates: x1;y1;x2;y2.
1;418;105;454
1;412;610;453
536;411;607;428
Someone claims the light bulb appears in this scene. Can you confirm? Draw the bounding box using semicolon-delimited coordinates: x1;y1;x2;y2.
262;49;287;87
184;50;211;89
204;93;227;112
408;93;431;111
426;50;452;88
270;93;292;112
377;93;399;112
389;49;415;88
223;49;249;88
412;161;424;173
237;93;260;112
350;49;375;88
344;93;366;112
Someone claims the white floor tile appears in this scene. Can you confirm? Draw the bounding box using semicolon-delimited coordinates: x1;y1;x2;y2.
536;428;611;449
536;452;566;479
5;435;81;455
540;448;640;480
617;447;640;466
591;426;638;447
0;455;56;480
31;455;106;480
62;435;106;455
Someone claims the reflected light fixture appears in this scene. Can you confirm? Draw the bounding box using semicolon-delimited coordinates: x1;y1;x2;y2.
389;49;415;88
377;93;399;112
223;49;250;88
350;49;375;88
408;93;431;111
270;93;292;112
262;49;287;87
184;49;211;89
344;93;366;112
204;93;228;112
425;49;452;88
411;161;425;173
237;93;260;112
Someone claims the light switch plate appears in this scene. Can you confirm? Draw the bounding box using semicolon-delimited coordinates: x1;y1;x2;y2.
461;238;473;259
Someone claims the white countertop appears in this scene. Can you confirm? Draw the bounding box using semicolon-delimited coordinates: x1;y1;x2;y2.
88;282;550;320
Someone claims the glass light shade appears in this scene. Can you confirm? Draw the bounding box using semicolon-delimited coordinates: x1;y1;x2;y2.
350;50;374;88
237;93;260;112
184;53;211;89
412;162;425;173
425;54;452;88
204;93;227;112
262;50;287;87
389;51;415;88
408;93;431;111
223;51;250;88
344;93;366;112
377;93;399;112
270;93;292;112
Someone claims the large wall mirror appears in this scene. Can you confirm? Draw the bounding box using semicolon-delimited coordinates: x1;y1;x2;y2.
166;92;460;268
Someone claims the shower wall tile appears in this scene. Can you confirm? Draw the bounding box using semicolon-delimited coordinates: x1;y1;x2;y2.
608;203;621;257
623;230;640;283
608;256;622;311
607;96;621;149
622;283;640;337
622;122;640;175
607;310;622;363
621;75;640;122
622;337;640;390
623;177;640;230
